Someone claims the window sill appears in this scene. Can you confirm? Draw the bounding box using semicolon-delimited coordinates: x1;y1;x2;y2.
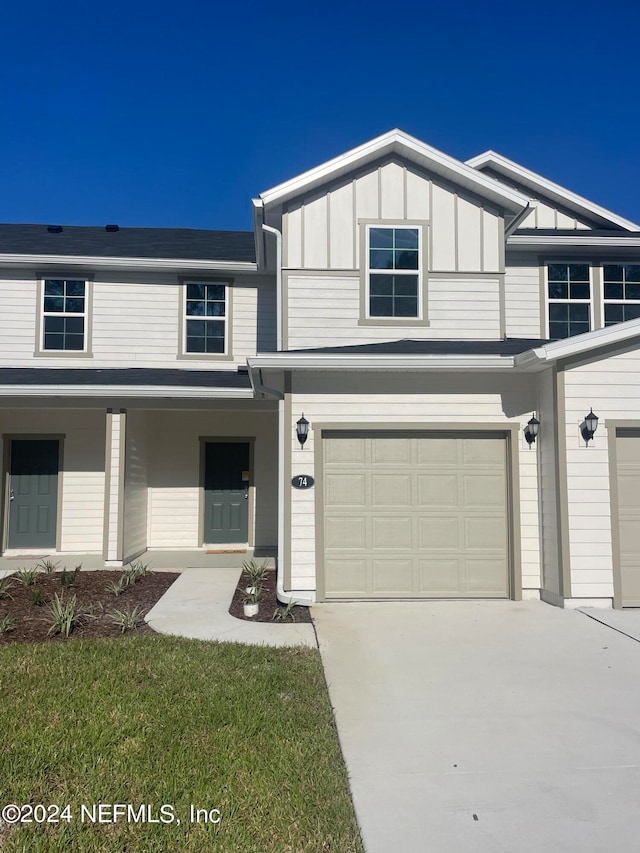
357;317;430;328
176;352;234;361
33;350;93;358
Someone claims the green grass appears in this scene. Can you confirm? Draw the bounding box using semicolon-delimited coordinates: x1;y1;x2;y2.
0;636;363;852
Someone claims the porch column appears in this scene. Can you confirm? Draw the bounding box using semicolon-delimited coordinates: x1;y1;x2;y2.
103;409;126;566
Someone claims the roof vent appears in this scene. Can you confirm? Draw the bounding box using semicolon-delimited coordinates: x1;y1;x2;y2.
105;224;119;232
47;225;63;233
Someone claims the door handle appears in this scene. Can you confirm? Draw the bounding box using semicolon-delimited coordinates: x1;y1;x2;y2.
9;489;14;502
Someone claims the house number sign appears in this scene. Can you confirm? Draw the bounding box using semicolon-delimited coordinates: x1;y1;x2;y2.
291;475;314;489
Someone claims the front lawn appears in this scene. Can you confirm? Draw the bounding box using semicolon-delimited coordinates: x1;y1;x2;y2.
0;636;363;852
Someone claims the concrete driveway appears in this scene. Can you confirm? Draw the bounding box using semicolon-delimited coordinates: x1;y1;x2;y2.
313;600;640;853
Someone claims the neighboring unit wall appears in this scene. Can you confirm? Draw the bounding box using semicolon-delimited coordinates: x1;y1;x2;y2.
504;253;543;338
0;408;105;553
123;410;149;562
287;371;540;595
147;409;278;550
0;272;276;368
563;346;640;602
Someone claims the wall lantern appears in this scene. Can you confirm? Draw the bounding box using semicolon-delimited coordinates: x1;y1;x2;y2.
581;408;599;446
524;414;540;446
296;414;310;448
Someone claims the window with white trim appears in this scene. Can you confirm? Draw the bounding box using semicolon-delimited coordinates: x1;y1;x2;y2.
41;279;87;351
367;226;421;318
184;282;227;354
603;264;640;326
546;263;592;339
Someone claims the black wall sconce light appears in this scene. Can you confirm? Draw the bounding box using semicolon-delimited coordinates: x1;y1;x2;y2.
581;408;599;446
296;414;310;448
524;414;540;446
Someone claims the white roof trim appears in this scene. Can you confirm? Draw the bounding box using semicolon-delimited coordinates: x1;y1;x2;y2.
258;130;531;213
0;385;255;399
508;235;640;249
515;317;640;368
466;150;639;232
249;353;517;371
0;254;258;273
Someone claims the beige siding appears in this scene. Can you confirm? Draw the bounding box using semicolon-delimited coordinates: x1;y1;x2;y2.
123;410;148;562
285;274;502;348
0;409;105;553
147;410;277;550
106;412;123;561
283;159;504;276
504;254;542;338
0;273;275;367
563;348;640;600
537;369;561;598
288;372;540;593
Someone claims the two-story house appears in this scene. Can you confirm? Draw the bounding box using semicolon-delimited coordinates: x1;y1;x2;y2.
1;130;639;609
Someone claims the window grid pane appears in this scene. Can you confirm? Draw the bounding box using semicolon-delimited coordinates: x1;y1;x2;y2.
185;283;227;354
368;228;420;319
369;275;418;318
42;280;86;351
547;264;591;340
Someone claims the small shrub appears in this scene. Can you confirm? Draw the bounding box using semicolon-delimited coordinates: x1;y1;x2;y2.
60;564;82;588
31;588;45;607
15;567;39;587
242;583;263;605
45;593;81;638
272;600;297;623
36;558;60;575
108;605;145;633
0;577;15;600
128;560;151;580
242;559;269;588
0;613;16;634
106;575;130;597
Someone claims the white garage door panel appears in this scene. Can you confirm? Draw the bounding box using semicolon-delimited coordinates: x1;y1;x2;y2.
615;429;640;607
323;433;509;599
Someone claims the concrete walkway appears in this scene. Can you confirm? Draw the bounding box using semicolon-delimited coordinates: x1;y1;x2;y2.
314;599;640;853
146;566;317;648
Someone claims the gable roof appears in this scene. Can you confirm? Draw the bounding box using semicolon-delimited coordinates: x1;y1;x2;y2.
466;151;639;232
258;129;531;214
0;224;256;263
515;317;640;369
285;339;548;356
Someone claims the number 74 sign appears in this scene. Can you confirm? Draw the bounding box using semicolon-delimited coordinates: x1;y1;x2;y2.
291;475;314;489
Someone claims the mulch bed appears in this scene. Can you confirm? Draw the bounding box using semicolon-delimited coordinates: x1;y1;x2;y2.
228;569;312;624
0;569;179;643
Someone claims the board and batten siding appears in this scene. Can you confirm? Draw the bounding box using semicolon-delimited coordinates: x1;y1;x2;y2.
563;347;640;601
146;410;278;550
504;254;543;338
123;410;148;562
288;372;540;594
283;159;504;273
0;273;276;368
285;275;502;348
0;409;106;553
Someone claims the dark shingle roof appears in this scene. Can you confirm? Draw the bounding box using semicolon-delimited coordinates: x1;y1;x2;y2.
0;224;256;263
285;338;549;356
0;368;252;389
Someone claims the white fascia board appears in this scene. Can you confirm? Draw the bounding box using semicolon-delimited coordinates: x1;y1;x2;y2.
0;385;255;399
259;130;530;213
249;354;516;371
467;150;640;232
514;317;640;368
0;254;259;273
508;235;640;249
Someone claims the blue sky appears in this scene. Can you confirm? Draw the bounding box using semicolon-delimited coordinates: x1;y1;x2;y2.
1;1;638;231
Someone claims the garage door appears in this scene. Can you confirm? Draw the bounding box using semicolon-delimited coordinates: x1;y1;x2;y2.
615;429;640;607
322;432;510;599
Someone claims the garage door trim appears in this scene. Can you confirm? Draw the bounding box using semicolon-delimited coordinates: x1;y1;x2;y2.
314;422;521;602
607;421;640;609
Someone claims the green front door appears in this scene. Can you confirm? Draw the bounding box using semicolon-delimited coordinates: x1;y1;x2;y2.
8;439;59;549
203;442;250;544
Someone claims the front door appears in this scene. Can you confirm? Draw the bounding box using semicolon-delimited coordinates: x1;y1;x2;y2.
8;439;59;549
203;442;250;544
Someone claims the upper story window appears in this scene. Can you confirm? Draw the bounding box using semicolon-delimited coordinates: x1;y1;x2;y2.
546;263;592;339
367;226;421;318
183;282;228;355
603;264;640;326
41;279;87;351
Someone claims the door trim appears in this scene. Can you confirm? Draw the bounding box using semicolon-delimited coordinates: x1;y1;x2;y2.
2;434;65;554
314;423;521;602
198;437;255;547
